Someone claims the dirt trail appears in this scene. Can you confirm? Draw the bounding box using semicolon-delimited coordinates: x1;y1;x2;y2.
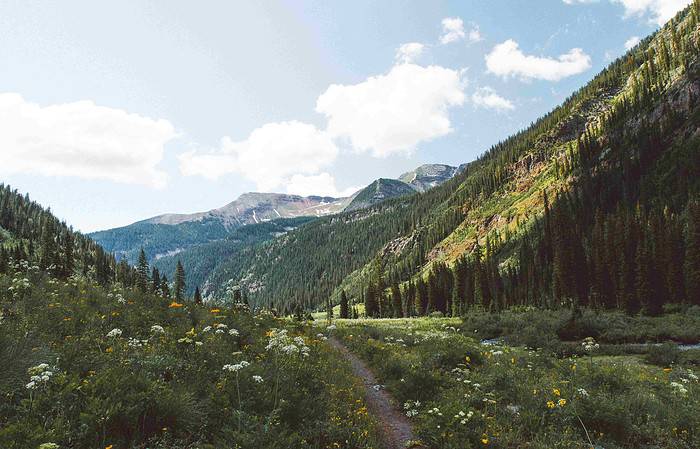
328;337;417;449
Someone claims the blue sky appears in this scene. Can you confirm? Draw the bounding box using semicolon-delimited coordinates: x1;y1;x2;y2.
0;0;690;232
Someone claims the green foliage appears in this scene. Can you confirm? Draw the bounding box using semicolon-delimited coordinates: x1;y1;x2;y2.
334;318;700;449
0;267;382;448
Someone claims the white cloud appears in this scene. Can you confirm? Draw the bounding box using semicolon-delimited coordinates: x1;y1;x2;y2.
440;17;466;44
178;121;338;191
624;35;641;50
565;0;691;25
467;24;484;43
615;0;691;25
395;42;425;64
316;63;466;157
286;172;359;198
0;93;175;188
485;39;592;81
471;87;515;112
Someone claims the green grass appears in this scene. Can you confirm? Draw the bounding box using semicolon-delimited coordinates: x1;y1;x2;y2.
331;313;700;449
0;267;382;449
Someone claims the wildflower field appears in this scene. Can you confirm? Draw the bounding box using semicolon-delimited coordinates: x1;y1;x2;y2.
331;314;700;449
0;265;381;449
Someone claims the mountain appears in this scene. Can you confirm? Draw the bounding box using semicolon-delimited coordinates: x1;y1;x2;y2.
90;163;459;266
202;4;700;314
143;192;349;227
398;164;462;192
90;192;349;264
344;178;417;212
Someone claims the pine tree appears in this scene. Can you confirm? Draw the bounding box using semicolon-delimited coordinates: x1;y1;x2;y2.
151;267;161;294
136;248;150;293
390;282;402;318
686;201;700;305
416;279;428;316
161;275;171;298
339;290;350;318
174;260;186;301
194;286;203;304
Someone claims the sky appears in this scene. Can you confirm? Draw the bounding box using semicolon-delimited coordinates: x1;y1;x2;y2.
0;0;692;232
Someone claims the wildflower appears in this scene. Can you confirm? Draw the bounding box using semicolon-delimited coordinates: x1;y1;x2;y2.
576;388;589;398
546;401;556;409
557;398;567;407
150;325;165;334
670;381;688;395
481;437;489;444
202;326;212;333
252;375;264;383
215;323;228;330
228;328;239;336
169;301;184;308
223;361;250;372
553;388;561;396
210;308;221;313
582;337;599;352
663;367;672;373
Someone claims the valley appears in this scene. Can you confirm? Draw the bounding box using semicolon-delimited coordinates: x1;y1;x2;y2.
2;2;700;448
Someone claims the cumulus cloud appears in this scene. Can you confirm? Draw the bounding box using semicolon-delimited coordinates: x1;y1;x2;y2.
395;42;425;64
0;93;175;188
440;17;466;44
178;121;338;191
614;0;691;25
624;35;641;50
316;63;466;157
565;0;691;25
471;87;515;112
485;39;591;81
286;172;359;198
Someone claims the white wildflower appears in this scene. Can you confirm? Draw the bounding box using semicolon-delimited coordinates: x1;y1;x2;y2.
106;328;122;338
228;328;239;336
150;325;165;334
252;375;264;383
223;361;250;372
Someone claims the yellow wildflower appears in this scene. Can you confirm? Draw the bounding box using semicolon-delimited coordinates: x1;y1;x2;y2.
558;398;567;407
481;437;489;444
553;388;561;396
169;301;184;308
210;308;221;313
546;401;556;409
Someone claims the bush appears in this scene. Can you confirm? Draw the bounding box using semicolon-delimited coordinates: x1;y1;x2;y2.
645;343;681;367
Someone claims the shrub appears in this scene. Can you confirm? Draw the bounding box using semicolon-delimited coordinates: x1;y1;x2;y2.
645;343;681;367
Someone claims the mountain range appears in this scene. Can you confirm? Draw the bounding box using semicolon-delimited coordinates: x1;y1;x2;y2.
89;163;461;265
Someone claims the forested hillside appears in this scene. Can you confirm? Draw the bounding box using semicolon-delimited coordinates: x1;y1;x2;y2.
209;3;700;315
0;184;129;286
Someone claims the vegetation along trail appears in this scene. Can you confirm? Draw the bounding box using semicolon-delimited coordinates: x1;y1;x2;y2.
328;337;417;449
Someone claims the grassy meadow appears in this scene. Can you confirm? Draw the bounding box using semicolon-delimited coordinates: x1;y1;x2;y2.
0;264;382;449
329;310;700;449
